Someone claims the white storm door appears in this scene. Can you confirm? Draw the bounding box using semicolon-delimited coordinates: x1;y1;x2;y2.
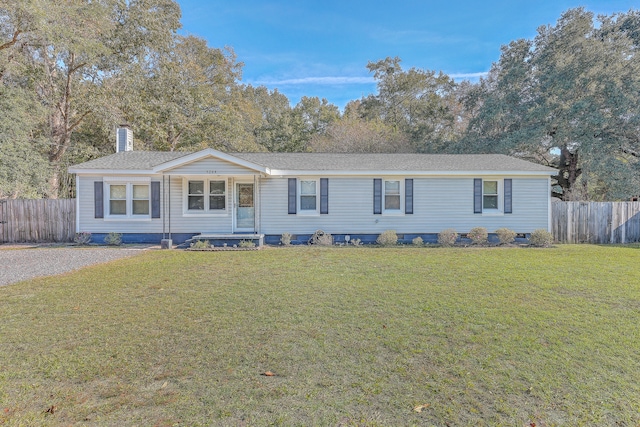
235;182;255;231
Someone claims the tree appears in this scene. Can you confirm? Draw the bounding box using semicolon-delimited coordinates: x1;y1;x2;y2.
0;85;49;198
0;0;182;197
359;57;458;152
242;85;304;152
461;8;640;200
309;117;412;153
241;89;341;152
128;35;261;152
292;96;340;143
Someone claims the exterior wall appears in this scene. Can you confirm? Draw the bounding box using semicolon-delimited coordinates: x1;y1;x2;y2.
76;175;165;234
258;176;550;235
77;172;551;241
163;175;234;233
77;174;253;237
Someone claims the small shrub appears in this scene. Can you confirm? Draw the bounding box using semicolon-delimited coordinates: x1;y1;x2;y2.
350;238;362;246
438;228;458;247
74;232;92;245
529;229;553;247
467;227;488;245
104;232;122;246
308;230;333;246
376;230;398;246
495;227;516;245
190;240;210;249
280;232;292;246
412;236;424;246
239;240;256;248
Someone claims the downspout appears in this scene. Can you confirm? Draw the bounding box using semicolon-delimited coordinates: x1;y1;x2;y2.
162;174;166;240
168;175;172;240
75;176;80;233
547;176;552;233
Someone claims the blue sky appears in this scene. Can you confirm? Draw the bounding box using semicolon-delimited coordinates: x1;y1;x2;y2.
176;0;638;109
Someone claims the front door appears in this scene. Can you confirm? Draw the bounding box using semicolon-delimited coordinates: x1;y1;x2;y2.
235;182;255;231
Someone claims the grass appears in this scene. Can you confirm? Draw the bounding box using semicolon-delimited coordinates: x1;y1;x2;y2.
1;245;639;426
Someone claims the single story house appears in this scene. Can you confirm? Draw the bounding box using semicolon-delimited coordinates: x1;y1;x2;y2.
68;129;556;245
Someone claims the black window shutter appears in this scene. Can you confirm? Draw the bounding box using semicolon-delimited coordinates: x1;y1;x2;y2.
473;178;482;214
320;178;329;214
94;181;104;218
504;179;512;214
288;178;297;214
405;179;413;214
373;179;382;214
151;181;161;218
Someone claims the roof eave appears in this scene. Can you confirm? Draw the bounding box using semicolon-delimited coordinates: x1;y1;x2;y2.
68;168;155;175
266;169;557;176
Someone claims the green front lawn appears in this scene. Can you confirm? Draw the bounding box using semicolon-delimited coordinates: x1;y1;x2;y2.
1;245;639;426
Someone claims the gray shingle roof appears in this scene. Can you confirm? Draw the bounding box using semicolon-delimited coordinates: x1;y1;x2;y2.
232;152;556;172
69;151;190;170
69;150;556;173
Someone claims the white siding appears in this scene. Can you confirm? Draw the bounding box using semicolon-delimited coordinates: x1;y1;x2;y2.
76;175;165;233
258;176;549;234
164;176;233;233
77;175;236;234
166;157;259;176
78;173;550;236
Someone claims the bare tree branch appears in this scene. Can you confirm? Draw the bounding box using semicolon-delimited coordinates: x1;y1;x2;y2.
0;30;21;51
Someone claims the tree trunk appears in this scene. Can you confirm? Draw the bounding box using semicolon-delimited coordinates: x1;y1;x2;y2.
48;163;61;199
552;146;582;200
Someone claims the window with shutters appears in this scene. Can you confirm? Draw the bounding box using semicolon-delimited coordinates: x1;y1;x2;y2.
105;181;151;219
475;179;506;215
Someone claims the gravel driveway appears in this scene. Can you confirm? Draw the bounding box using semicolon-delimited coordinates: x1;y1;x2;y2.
0;245;153;286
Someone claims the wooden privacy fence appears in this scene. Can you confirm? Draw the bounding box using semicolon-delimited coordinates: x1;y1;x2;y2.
0;199;76;243
552;201;640;244
1;198;640;244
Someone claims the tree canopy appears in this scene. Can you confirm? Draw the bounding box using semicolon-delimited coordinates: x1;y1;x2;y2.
1;3;639;201
460;8;640;200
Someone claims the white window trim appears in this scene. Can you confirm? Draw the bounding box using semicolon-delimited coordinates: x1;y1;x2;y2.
103;181;151;221
382;178;404;215
297;178;319;215
182;177;229;216
481;179;504;216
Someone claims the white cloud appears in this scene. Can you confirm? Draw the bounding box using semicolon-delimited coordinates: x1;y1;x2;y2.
252;76;375;86
250;71;488;88
449;71;489;80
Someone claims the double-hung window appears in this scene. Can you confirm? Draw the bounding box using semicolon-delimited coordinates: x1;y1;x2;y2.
106;180;150;218
188;181;205;210
299;179;318;213
109;184;127;215
483;180;499;210
374;178;406;215
185;179;227;213
209;181;226;210
474;178;510;214
288;178;328;215
384;180;401;211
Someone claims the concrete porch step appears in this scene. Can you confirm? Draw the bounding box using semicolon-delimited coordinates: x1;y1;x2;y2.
186;233;265;248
